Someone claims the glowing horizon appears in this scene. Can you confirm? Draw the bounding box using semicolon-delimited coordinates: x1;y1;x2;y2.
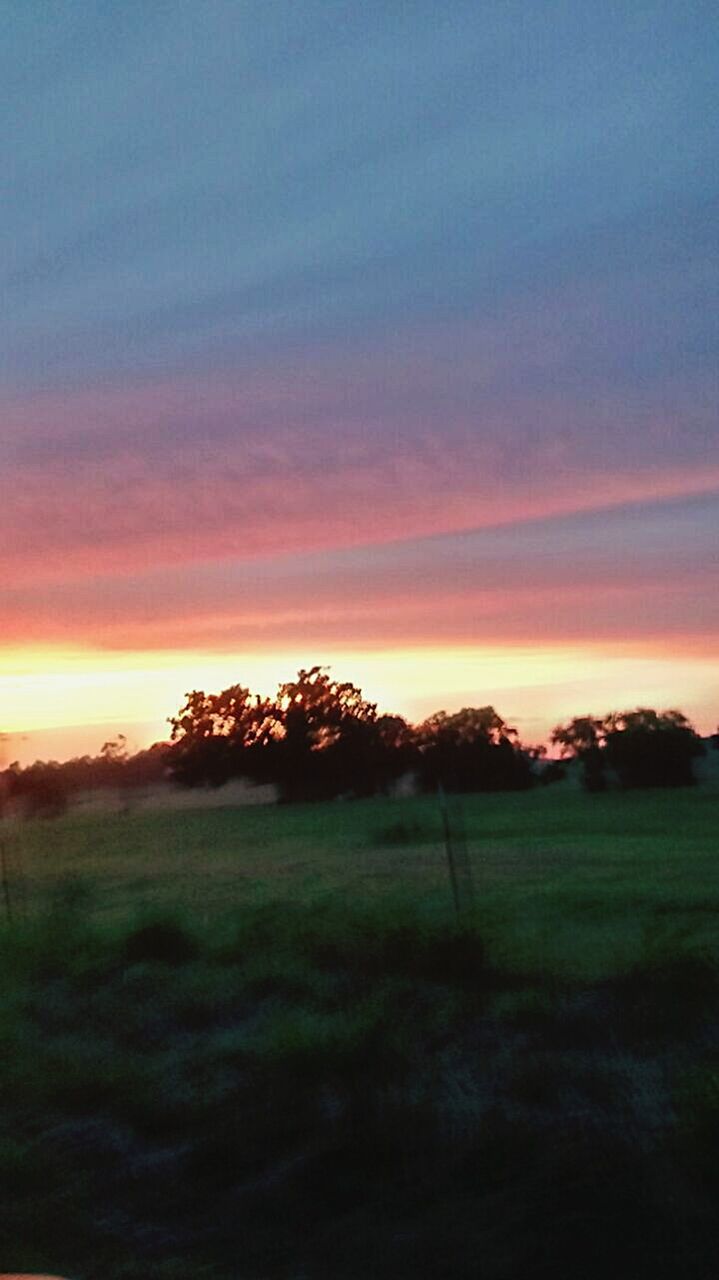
3;635;717;769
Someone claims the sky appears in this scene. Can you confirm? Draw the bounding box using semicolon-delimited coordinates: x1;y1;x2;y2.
2;1;718;766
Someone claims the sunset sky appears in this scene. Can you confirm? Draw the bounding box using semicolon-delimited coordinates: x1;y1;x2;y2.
2;2;718;766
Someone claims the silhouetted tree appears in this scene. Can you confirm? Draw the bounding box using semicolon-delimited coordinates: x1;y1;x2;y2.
371;714;420;789
551;708;704;790
538;759;567;785
603;708;704;789
550;716;607;791
167;685;276;786
273;667;380;801
4;761;68;819
166;668;402;800
415;706;532;793
523;743;567;786
0;735;8;817
0;740;171;814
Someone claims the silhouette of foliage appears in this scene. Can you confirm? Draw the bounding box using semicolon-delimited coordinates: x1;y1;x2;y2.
415;705;532;793
603;708;704;789
165;667;417;801
4;761;69;819
551;715;607;790
552;708;704;790
273;667;381;801
0;741;170;816
2;678;711;811
168;685;276;787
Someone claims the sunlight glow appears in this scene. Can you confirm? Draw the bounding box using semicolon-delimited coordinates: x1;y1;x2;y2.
2;642;717;765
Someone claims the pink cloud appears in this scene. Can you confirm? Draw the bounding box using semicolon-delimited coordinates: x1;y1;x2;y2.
3;407;719;589
2;303;718;587
4;564;717;656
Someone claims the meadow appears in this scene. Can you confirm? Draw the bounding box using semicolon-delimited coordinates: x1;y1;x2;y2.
6;782;719;977
1;781;719;1278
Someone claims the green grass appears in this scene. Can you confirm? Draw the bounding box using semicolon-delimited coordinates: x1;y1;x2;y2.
1;783;719;1278
5;782;719;980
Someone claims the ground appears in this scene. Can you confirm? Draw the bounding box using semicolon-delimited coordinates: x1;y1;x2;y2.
1;781;718;1278
5;782;718;978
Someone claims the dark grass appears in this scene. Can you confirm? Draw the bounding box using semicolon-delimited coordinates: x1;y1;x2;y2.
1;881;719;1278
2;785;719;1276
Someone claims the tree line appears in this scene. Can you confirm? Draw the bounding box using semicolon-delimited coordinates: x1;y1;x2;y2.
166;667;536;801
165;668;713;798
0;736;168;819
2;665;714;817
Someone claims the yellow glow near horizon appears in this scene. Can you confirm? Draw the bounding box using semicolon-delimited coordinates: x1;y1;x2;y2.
1;642;718;765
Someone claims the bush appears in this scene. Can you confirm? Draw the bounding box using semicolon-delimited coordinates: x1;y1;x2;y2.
122;919;198;967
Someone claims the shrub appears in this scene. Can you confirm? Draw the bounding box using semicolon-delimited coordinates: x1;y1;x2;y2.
122;919;198;967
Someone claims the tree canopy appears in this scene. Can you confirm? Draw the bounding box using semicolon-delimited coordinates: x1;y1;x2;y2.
551;708;705;790
2;678;711;814
163;674;535;800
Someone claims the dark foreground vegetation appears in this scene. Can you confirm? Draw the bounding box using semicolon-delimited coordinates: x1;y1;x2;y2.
2;874;719;1279
3;666;716;817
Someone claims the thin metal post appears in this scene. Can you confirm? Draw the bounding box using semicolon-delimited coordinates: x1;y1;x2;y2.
437;783;460;918
0;838;12;923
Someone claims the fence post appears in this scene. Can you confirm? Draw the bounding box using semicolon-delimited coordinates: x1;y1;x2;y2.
437;783;460;918
0;838;12;923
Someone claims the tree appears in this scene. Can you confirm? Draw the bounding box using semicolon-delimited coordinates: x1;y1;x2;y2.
100;733;129;763
4;760;68;819
276;667;376;746
415;706;531;792
550;716;607;791
0;733;8;816
273;667;379;801
603;708;704;789
551;708;704;791
167;685;276;786
166;668;388;800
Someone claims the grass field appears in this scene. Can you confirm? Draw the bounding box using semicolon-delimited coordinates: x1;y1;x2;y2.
5;781;719;978
1;782;719;1278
